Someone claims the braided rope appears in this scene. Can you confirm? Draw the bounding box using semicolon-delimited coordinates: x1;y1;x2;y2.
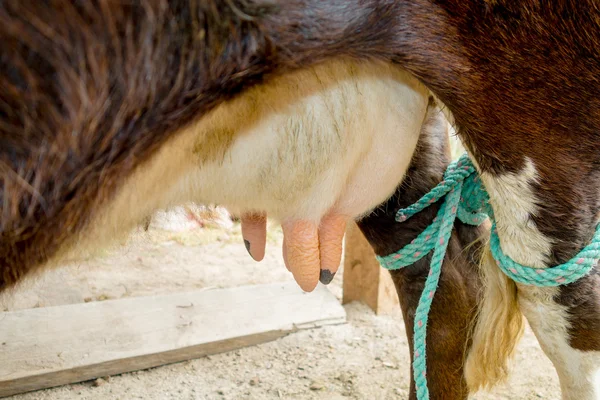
376;153;599;400
490;224;600;286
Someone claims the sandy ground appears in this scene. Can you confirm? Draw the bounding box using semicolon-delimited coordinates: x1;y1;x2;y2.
3;207;561;400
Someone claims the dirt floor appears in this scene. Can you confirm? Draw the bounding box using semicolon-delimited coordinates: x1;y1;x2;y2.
3;206;561;400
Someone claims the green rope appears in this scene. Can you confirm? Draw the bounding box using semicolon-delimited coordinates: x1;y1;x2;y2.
377;153;599;400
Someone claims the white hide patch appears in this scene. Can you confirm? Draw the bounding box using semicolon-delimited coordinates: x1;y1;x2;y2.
479;158;600;400
480;158;551;268
53;60;428;264
519;285;600;400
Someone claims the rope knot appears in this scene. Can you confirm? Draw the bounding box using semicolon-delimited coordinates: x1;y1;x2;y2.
394;154;489;226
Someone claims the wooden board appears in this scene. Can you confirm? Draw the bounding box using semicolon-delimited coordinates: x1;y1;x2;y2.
342;222;399;315
0;282;346;398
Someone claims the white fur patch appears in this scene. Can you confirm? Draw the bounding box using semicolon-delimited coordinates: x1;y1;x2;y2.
480;158;551;268
519;288;600;400
479;158;600;400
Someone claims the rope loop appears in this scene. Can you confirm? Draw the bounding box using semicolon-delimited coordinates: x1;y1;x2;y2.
377;153;599;400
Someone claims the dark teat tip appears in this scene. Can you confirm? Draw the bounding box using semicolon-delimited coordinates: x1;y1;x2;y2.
319;269;336;285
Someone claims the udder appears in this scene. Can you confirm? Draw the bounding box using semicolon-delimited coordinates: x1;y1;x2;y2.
196;61;430;291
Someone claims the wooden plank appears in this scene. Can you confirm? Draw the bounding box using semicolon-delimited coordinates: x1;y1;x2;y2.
0;282;346;398
342;222;399;315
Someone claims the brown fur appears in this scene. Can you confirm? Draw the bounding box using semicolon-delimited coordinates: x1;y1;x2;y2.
358;102;485;399
0;0;282;288
557;268;600;351
2;0;598;277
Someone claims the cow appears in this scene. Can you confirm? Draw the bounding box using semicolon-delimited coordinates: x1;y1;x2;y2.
1;1;599;398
